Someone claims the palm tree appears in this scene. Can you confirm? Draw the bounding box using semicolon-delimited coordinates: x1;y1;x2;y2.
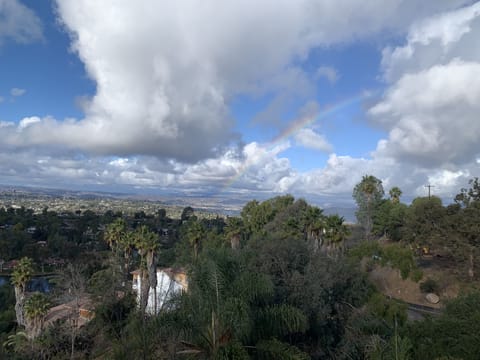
11;257;33;327
224;217;243;250
104;218;127;252
353;175;384;239
302;206;325;253
118;230;135;275
23;292;50;339
134;226;159;314
324;215;351;256
105;219;136;284
186;220;205;261
389;187;402;203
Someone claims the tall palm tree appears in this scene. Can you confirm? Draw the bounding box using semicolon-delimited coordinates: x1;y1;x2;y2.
389;187;402;203
302;206;325;253
224;217;243;250
118;230;135;275
353;175;384;239
104;218;127;252
11;257;33;327
23;292;50;339
134;226;159;314
186;220;205;261
324;215;351;256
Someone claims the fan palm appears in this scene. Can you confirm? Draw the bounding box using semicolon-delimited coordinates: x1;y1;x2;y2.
389;187;402;203
104;218;127;252
134;225;159;314
302;206;325;253
24;292;50;339
224;217;243;250
11;257;33;327
324;215;351;256
186;220;205;261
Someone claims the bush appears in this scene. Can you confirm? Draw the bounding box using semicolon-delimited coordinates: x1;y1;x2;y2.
411;268;423;283
419;278;439;294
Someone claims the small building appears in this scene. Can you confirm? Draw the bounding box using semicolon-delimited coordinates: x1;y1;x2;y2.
26;226;37;234
3;259;19;271
44;297;94;328
131;267;188;314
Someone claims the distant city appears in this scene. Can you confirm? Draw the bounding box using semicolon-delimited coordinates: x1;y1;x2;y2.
0;184;357;222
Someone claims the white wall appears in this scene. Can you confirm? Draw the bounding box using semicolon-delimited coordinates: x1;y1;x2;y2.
132;270;184;314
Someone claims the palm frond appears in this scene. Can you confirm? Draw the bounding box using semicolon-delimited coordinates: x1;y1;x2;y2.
256;338;310;360
256;304;308;338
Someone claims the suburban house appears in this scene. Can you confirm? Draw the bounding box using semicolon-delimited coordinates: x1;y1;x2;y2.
44;297;94;328
131;267;188;314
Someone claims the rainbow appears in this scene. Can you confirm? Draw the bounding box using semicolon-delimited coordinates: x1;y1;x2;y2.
221;91;377;192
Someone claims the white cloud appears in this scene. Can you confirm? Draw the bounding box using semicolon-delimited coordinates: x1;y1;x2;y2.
294;128;333;152
4;0;468;162
370;1;480;169
0;137;476;206
316;66;339;84
18;116;41;130
382;1;480;82
1;0;478;205
10;88;26;96
0;0;43;45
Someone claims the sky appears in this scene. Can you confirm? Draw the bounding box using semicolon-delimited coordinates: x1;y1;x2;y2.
0;0;479;207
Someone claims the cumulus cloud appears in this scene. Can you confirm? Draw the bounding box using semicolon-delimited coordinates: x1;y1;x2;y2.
370;2;480;169
316;66;339;84
18;116;40;130
10;87;26;96
294;128;333;152
2;0;478;205
0;0;43;45
0;140;294;194
4;0;469;163
381;1;480;82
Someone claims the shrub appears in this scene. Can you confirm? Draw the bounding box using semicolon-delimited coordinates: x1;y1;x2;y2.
419;278;439;294
411;268;423;283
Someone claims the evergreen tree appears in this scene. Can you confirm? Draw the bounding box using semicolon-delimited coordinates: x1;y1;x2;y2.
353;175;385;239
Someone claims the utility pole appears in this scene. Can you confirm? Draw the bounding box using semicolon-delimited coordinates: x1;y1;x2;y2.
425;184;434;199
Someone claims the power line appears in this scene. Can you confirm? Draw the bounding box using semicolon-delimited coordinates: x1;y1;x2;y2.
425;184;435;199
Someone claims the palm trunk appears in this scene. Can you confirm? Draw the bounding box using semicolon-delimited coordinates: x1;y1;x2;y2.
230;234;240;250
147;251;157;313
468;253;474;279
194;241;199;261
70;320;76;360
140;270;150;314
14;287;25;327
124;250;130;277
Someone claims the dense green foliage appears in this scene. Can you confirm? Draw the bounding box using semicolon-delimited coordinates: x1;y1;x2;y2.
1;177;480;358
409;292;480;360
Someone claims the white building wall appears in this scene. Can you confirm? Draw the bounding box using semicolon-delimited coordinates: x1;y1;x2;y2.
132;269;185;314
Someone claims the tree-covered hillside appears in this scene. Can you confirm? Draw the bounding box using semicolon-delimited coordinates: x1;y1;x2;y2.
1;178;480;359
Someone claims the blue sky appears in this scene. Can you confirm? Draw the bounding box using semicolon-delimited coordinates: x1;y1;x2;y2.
0;0;479;207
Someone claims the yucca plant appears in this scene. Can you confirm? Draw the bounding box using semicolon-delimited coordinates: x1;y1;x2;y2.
175;248;309;359
24;292;50;339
